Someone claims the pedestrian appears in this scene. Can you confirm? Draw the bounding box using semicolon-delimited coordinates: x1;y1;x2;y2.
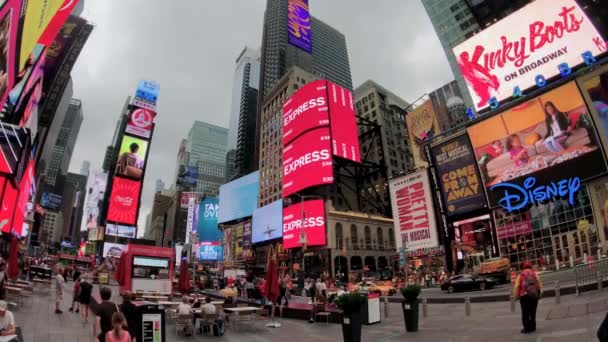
512;261;542;334
94;287;118;342
104;312;131;342
55;268;65;314
119;292;137;340
68;273;81;313
79;275;93;323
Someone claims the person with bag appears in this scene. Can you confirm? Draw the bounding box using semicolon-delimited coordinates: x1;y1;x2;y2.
512;261;542;334
93;287;118;342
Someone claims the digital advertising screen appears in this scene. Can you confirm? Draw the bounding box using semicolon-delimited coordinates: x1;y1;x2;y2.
135;80;160;105
282;199;326;249
467;81;607;208
107;177;141;226
197;197;220;242
82;171;108;231
0;122;30;175
0;0;23;112
102;242;126;258
282;80;328;145
5;43;45;127
282;127;333;198
287;0;312;53
406;100;440;169
125;106;155;139
453;0;605;111
430;134;487;217
218;171;259;224
0;180;17;233
40;192;62;211
176;165;198;188
252;199;283;244
105;223;137;239
578;64;608;154
115;135;148;180
196;241;223;261
328;81;361;163
13;161;33;236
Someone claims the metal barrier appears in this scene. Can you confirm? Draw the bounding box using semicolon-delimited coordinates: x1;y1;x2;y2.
574;257;608;295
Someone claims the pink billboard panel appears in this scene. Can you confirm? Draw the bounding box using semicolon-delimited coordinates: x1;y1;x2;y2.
327;81;361;163
282;127;333;197
282;80;329;146
282;199;326;249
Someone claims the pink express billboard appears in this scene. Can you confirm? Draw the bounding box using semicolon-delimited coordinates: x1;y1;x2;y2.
282;80;328;145
327;81;361;163
282;127;333;197
282;199;326;249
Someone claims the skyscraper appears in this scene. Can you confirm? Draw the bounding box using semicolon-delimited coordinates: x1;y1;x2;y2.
62;172;87;243
45;99;83;186
226;47;260;181
80;160;90;176
428;80;468;131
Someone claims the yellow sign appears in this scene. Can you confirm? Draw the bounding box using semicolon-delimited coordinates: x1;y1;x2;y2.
577;219;590;231
20;0;65;70
405;100;441;168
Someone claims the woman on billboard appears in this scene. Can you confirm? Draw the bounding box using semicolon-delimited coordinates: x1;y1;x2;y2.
543;101;572;153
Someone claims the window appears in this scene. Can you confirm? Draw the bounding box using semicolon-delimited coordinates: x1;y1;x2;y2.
450;3;460;12
377;228;384;250
389;229;395;247
336;223;343;249
364;226;372;249
351;224;358;249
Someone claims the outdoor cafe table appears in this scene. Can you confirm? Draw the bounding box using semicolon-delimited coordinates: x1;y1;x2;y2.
138;295;169;302
224;307;259;330
156;301;181;307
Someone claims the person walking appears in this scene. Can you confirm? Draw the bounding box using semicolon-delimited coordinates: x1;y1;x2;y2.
94;287;118;342
513;261;542;334
55;269;66;314
79;275;93;323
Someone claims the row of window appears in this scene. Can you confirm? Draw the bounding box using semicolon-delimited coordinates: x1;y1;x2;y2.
335;223;396;249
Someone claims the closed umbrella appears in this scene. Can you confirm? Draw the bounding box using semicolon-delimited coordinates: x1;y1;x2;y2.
178;259;190;294
264;248;281;327
7;237;19;280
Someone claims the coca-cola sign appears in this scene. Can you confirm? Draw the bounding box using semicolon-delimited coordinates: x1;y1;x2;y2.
453;0;605;111
107;177;141;225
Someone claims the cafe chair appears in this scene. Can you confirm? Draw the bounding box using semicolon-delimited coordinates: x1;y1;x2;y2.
200;313;219;336
175;313;194;337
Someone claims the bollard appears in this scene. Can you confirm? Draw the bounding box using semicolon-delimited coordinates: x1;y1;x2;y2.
510;293;515;313
598;248;602;261
422;297;428;318
383;296;389;318
584;253;588;264
555;281;560;304
555;259;560;271
465;296;471;316
570;256;574;268
598;270;603;291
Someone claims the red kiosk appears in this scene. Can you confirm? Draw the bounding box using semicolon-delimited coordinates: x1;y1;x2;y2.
117;244;175;294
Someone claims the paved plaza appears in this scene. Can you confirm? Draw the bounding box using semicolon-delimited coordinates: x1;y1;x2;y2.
10;282;608;341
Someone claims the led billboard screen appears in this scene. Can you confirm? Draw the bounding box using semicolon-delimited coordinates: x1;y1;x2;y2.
197;197;220;242
0;0;23;111
196;241;223;261
0;122;29;175
453;0;605;111
115;135;148;180
282;199;326;249
40;192;62;211
176;165;198;188
0;180;17;233
107;177;141;226
282;127;333;197
467;82;607;207
578;64;608;154
125;106;155;139
102;242;126;258
328;81;361;162
287;0;312;53
13;161;33;236
218;171;259;224
135;80;160;104
82;172;108;231
105;223;137;239
282;80;328;145
252;199;283;244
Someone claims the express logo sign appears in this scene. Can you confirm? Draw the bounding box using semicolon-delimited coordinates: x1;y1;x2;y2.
282;199;326;249
126;106;155;139
282;127;333;197
282;80;329;145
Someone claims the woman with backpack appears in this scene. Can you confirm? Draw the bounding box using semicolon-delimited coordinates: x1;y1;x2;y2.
512;261;542;334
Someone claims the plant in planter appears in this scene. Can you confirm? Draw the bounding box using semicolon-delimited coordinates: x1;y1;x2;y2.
400;285;421;332
336;292;367;342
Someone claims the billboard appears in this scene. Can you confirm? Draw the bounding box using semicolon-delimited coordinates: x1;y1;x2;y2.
196;241;223;261
453;0;605;111
282;199;326;249
82;172;108;231
406;100;440;168
430;134;487;216
115;135;148;180
176;165;198;188
0;122;29;175
107;177;141;226
282;127;333;197
197;197;220;242
125;106;155;139
243;219;252;251
328;81;361;162
218;171;259;224
578;64;608;153
0;0;23;112
389;171;439;252
105;224;137;239
4;43;45;126
102;242;126;258
287;0;312;53
252;199;283;244
282;80;328;145
185;195;196;244
0;179;17;233
467;82;607;208
40;192;62;211
135;80;160;104
13;160;34;236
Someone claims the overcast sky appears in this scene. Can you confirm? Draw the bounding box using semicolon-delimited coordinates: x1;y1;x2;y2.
68;0;454;232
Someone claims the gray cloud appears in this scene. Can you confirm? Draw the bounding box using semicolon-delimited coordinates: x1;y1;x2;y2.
68;0;453;232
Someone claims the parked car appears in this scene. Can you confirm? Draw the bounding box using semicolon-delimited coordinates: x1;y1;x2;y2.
353;281;397;296
440;274;498;293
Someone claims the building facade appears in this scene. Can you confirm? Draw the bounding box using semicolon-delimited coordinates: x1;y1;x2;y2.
44;99;83;186
41;211;64;244
428;80;468;131
61;172;87;243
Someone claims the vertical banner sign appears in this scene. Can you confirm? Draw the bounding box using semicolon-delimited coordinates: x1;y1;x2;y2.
242;220;252;251
197;197;220;242
453;0;605;111
430;134;487;216
389;171;438;252
175;244;183;267
185;195;196;244
405;100;440;169
328;81;361;162
287;0;312;53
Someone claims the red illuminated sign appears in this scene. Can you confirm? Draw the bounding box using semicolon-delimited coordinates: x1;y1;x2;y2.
13;161;34;236
328;81;360;163
282;80;329;145
107;177;141;225
0;180;17;233
282;127;333;197
282;199;326;249
125;106;155;139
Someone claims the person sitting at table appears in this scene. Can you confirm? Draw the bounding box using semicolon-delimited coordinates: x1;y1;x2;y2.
0;301;16;336
201;297;216;315
177;296;192;315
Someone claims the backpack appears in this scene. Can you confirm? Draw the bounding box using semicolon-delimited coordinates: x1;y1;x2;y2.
521;270;539;299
